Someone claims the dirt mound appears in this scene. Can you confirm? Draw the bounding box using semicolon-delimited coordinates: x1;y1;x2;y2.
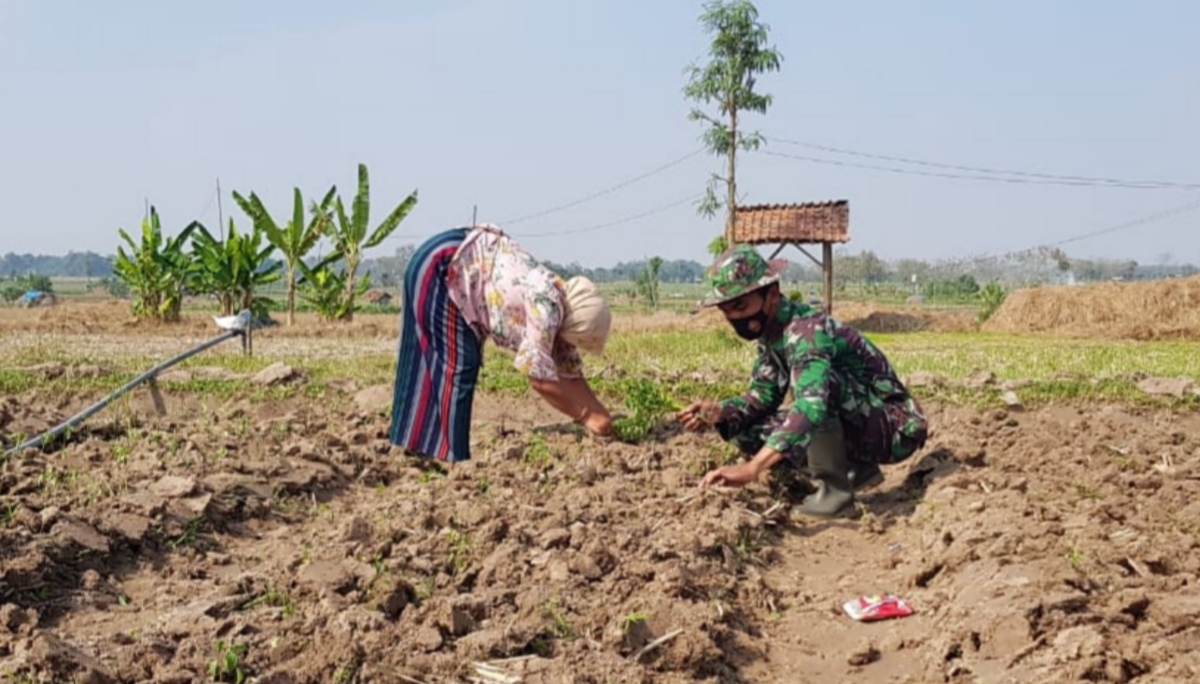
984;275;1200;340
843;308;979;334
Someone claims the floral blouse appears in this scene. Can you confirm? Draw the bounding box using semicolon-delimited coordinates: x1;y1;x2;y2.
445;225;583;381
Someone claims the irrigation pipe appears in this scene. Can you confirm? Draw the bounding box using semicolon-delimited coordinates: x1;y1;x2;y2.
3;318;250;458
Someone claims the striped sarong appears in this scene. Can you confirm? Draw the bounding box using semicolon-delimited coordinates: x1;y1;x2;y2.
388;228;482;463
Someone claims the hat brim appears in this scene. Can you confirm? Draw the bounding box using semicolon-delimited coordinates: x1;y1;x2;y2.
698;273;781;308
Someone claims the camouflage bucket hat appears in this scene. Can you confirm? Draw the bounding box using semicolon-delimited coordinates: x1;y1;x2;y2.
699;243;785;307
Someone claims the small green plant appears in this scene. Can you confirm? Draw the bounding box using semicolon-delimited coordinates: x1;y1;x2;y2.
447;529;473;574
207;640;246;683
112;438;132;464
333;659;360;683
417;467;445;483
167;516;206;550
524;434;553;468
544;596;574;639
612;378;680;443
620;611;650;635
1066;545;1085;571
2;503;18;527
241;587;295;618
414;576;435;600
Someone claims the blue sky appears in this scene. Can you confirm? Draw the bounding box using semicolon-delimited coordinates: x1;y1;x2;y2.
1;0;1197;266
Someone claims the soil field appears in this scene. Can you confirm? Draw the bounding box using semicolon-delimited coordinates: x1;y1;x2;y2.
2;303;1200;683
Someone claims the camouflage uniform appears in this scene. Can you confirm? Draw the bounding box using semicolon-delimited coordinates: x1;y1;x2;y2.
700;245;928;472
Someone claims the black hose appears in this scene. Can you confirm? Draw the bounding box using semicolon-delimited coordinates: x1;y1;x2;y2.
3;328;245;457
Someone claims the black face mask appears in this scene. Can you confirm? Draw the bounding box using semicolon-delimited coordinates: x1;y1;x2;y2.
730;307;771;340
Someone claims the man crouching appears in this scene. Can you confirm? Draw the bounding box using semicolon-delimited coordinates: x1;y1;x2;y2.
677;244;929;519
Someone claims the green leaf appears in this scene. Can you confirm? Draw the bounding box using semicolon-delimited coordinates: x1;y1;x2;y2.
364;189;417;249
352;163;370;243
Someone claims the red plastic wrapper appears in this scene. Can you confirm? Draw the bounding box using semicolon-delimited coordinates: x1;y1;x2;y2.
842;594;914;622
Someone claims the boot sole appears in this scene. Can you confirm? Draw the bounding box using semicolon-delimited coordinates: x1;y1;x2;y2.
795;502;860;520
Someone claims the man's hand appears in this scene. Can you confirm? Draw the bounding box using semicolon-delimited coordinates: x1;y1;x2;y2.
698;447;784;489
677;400;720;432
699;461;762;488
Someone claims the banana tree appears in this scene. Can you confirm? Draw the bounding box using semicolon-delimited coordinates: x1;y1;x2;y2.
296;258;370;322
233;186;336;326
112;206;197;322
190;218;282;318
323;163;417;321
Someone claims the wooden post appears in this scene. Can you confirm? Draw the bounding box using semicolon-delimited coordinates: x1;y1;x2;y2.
147;376;167;416
822;242;834;316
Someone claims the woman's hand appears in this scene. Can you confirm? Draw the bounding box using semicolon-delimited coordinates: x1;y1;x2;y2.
530;376;613;437
676;400;720;431
579;406;613;437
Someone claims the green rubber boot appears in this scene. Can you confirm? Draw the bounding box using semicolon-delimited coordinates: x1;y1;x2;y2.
797;420;858;519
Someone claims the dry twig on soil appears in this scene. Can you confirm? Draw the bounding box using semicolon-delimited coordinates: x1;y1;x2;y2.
470;661;522;684
1006;634;1048;669
634;628;684;660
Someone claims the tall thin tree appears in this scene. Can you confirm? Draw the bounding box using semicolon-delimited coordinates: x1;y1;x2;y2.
683;0;783;254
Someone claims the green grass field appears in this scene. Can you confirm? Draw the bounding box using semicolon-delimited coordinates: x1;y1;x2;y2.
32;278;981;316
4;314;1197;412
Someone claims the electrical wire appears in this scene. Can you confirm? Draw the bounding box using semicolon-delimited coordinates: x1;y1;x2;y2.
499;148;705;225
760;148;1200;190
1045;197;1200;247
509;192;706;238
897;195;1200;269
766;136;1200;189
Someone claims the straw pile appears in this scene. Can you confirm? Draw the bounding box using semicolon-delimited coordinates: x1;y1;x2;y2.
982;275;1200;340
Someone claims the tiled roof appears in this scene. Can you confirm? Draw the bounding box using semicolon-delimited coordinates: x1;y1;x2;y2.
730;200;850;244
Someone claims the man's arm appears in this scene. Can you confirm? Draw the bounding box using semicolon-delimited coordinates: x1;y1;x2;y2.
713;349;785;438
761;326;838;461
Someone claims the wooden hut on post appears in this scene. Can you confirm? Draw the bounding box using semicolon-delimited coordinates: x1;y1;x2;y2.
729;200;850;315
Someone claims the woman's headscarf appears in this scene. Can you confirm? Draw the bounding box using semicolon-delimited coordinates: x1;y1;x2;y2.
559;276;611;355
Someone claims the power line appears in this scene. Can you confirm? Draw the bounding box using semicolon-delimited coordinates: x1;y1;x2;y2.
762;140;1200;190
510;192;705;238
768;137;1200;189
1046;197;1200;247
191;184;219;225
499;148;705;225
901;196;1200;269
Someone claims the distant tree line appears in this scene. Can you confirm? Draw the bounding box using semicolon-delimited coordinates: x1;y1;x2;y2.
5;246;1196;292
